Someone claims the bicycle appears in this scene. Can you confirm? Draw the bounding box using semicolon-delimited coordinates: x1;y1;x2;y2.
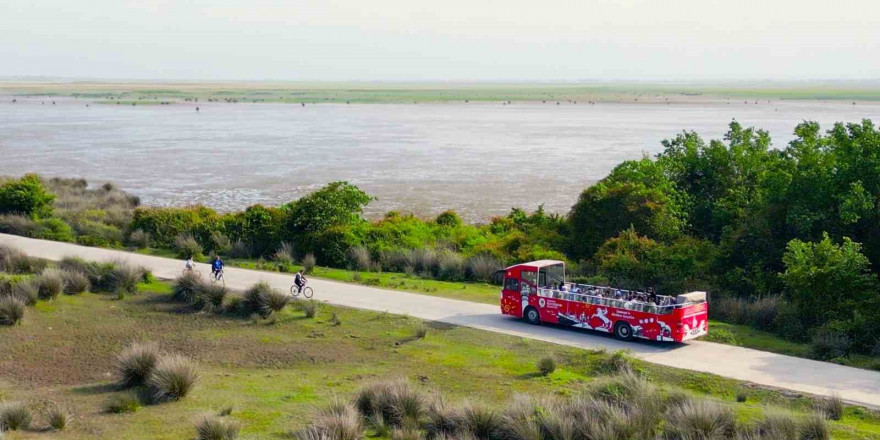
211;269;225;286
182;267;201;277
290;281;313;298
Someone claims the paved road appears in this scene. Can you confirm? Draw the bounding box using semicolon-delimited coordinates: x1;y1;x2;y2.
3;233;879;408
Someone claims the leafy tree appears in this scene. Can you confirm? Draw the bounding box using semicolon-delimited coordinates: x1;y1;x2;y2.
780;233;879;349
567;158;686;260
435;210;462;227
0;174;55;218
285;182;373;262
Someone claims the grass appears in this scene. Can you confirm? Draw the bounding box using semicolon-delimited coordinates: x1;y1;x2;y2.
0;282;878;439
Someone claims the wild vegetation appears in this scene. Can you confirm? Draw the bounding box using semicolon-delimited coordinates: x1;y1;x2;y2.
2;119;879;361
2;270;878;439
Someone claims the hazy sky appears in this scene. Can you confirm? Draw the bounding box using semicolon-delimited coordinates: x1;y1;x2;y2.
2;0;879;81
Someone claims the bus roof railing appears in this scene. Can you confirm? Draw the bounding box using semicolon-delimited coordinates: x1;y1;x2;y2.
533;284;704;315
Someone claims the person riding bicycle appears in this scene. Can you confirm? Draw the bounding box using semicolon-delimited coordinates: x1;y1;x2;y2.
211;256;224;279
185;255;195;271
294;269;307;294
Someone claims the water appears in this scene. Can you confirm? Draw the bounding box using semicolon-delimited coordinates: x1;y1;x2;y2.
1;97;877;221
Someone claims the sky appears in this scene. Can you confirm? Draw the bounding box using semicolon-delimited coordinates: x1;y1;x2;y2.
1;0;879;82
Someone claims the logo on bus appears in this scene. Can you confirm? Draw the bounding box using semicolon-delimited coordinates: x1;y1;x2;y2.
538;298;546;308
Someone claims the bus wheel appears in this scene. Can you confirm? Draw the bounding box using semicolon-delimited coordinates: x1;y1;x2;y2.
524;307;541;325
614;322;634;341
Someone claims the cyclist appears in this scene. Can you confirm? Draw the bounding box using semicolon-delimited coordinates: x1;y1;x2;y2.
294;269;307;294
185;255;195;272
211;256;224;280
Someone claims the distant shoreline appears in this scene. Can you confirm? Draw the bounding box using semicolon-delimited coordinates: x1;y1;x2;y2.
2;80;879;103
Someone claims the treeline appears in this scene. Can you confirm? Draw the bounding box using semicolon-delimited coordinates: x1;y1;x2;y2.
1;119;879;356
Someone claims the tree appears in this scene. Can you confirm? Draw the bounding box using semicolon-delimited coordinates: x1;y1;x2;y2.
567;158;685;260
780;233;879;349
284;182;373;263
0;174;55;218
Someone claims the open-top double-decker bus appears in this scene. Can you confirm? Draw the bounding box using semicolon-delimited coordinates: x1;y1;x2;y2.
500;260;708;342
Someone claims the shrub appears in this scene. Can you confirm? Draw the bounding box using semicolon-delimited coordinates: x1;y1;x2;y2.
435;251;464;281
108;262;143;296
34;268;65;299
710;295;779;331
129;229;151;248
302;253;317;274
537;357;556;376
104;393;140;413
0;214;40;237
663;399;735;440
61;269;90;294
210;231;232;255
0;174;55;217
147;354;200;402
755;410;799;440
229;239;252;259
273;242;295;265
195;284;228;311
243;282;289;318
11;281;38;306
0;244;45;274
816;394;844;421
809;330;851;361
173;271;204;304
314;401;364;440
457;403;501;440
302;299;318;318
0;297;25;325
800;413;830;440
47;406;68;431
355;380;426;428
0;401;31;431
424;399;459;440
415;325;428;339
704;328;738;345
593;350;638;375
466;255;501;282
175;234;204;259
116;342;160;388
195;414;241;440
735;390;748;403
350;246;372;271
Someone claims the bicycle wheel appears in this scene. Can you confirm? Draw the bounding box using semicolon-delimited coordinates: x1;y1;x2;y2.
303;287;313;299
290;285;300;297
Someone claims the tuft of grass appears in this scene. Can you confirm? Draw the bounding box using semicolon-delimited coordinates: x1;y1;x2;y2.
243;282;289;318
735;389;748;403
800;412;830;440
115;341;160;388
107;261;143;297
104;393;141;413
0;297;25;326
314;400;364;440
415;325;428;340
194;284;228;311
355;380;426;428
173;271;204;304
816;394;844;421
755;410;800;439
11;281;38;305
147;354;200;402
457;403;501;440
663;399;736;440
34;268;64;299
47;406;69;431
195;414;241;440
60;269;90;294
302;299;318;318
0;401;31;431
593;350;638;375
424;399;459;440
537;357;556;376
302;253;317;274
273;242;295;265
218;406;234;417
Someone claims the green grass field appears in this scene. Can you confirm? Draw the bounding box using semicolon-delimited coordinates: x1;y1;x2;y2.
2;281;879;439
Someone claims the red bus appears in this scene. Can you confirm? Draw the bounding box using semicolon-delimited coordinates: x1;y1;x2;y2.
500;260;708;342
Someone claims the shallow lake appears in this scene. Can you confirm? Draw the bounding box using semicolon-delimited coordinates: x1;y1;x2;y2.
1;97;877;221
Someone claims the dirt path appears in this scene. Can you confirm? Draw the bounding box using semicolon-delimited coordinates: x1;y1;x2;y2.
3;233;878;408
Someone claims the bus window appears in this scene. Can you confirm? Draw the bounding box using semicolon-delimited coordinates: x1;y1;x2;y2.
521;270;537;287
504;277;520;292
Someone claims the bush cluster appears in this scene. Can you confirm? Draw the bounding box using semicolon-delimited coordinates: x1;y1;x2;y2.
242;281;289;318
114;342;199;404
171;271;228;311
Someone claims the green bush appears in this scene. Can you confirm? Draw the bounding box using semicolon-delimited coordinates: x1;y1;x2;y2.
34;268;65;299
537;357;556;376
35;218;75;242
0;401;31;431
196;414;241;440
104;393;141;413
0;174;55;218
116;342;160;388
0;297;25;325
175;234;204;259
128;229;151;248
243;282;289;318
147;354;200;402
60;269;90;294
809;330;851;361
